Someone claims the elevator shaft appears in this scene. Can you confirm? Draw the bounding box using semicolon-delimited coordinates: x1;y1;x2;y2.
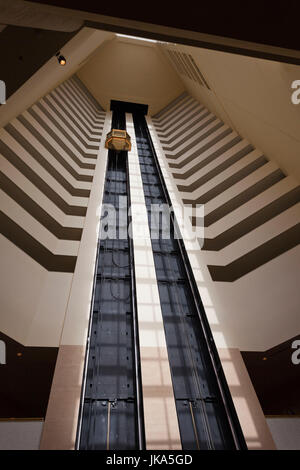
77;111;145;450
133;112;246;450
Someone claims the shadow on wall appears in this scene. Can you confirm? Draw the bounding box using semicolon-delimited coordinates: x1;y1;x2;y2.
0;331;58;419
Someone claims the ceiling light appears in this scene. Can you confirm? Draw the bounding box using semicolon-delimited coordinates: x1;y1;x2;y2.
116;34;157;43
55;51;67;66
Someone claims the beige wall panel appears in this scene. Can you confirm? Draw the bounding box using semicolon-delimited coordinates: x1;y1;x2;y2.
26;272;73;347
39;345;85;450
267;417;300;450
219;348;276;450
0;235;73;346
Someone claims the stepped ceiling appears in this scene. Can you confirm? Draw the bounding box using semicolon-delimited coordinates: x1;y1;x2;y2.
77;34;184;116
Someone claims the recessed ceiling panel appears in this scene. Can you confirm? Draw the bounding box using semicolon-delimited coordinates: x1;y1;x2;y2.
77;36;185;116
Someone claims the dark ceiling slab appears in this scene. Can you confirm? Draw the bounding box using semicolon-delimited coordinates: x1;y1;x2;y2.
1;2;299;102
242;335;300;416
29;1;300;54
110;100;148;116
0;25;79;98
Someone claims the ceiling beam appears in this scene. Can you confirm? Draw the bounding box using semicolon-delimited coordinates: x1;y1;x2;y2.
27;1;300;65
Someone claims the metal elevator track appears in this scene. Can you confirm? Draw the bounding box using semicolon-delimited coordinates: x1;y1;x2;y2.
77;111;145;450
133;112;247;450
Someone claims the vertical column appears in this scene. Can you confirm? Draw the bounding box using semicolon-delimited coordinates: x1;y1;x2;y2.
39;112;112;450
126;113;181;450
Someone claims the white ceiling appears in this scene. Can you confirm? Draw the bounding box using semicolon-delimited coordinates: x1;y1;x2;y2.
77;35;185;116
